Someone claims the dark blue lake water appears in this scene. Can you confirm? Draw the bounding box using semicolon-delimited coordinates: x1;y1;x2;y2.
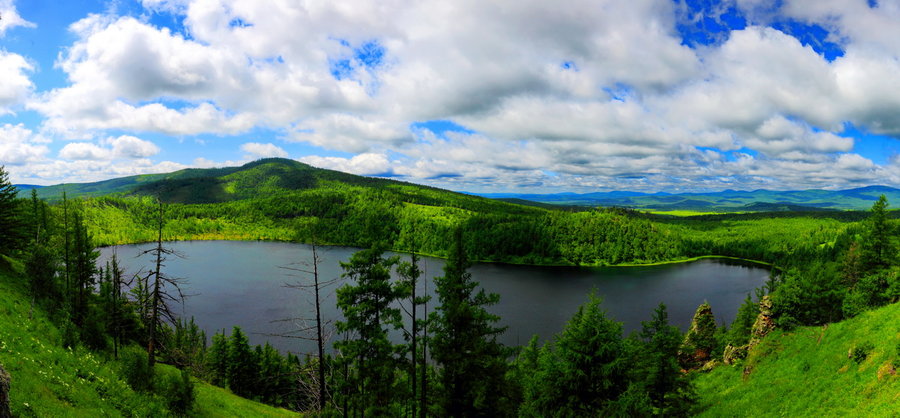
99;241;768;354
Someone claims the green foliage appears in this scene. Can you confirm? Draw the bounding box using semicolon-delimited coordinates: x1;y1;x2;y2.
225;326;257;399
523;295;631;416
861;195;894;269
155;367;196;414
0;165;26;255
431;228;511;416
727;294;759;347
851;342;874;364
121;346;155;393
334;245;403;415
206;331;229;387
640;303;695;416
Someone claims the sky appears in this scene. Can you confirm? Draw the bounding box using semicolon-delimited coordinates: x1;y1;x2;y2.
1;0;899;193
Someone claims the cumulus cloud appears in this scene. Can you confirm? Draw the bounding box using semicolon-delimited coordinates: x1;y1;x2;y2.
0;51;34;112
14;1;900;190
240;142;287;158
59;135;160;161
0;123;48;165
0;0;35;36
301;153;393;176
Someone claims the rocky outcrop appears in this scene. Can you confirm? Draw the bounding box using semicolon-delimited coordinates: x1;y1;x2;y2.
0;363;10;418
679;302;718;369
748;296;775;347
724;296;775;367
722;344;748;365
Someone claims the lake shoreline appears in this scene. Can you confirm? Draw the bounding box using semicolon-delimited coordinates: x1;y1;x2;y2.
100;237;773;270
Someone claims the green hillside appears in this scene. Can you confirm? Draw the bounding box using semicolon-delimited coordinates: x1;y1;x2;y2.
696;301;900;416
0;258;297;417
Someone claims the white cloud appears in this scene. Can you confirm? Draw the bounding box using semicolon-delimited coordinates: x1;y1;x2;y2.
240;142;287;158
0;0;36;36
0;123;48;165
12;1;900;190
301;153;392;176
0;50;33;112
59;142;111;161
59;135;160;161
106;135;161;158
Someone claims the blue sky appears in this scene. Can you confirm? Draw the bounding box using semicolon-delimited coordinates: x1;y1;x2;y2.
0;0;898;192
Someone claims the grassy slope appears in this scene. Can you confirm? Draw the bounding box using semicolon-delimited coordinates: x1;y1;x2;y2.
696;302;900;417
0;259;297;417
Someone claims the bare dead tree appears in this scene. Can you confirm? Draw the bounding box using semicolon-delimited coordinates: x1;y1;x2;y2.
140;200;187;368
276;241;341;411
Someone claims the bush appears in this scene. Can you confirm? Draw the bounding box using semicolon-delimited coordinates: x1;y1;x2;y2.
155;367;195;415
851;342;874;364
121;347;154;392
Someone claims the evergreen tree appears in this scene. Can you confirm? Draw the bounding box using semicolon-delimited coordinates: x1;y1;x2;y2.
726;294;759;347
206;330;229;387
862;195;893;269
0;165;25;255
540;294;630;415
70;212;98;326
640;303;695;416
334;245;402;415
226;326;257;398
430;228;511;417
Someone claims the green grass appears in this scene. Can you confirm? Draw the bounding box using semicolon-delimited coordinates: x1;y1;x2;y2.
695;302;900;417
642;209;723;217
0;257;299;417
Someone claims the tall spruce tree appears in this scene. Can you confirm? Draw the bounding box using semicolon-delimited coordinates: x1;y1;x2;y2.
0;165;25;256
862;195;893;270
334;244;402;415
530;294;630;415
430;227;511;417
640;303;695;416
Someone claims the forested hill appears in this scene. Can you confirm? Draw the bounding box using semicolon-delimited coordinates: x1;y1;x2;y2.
29;158;493;206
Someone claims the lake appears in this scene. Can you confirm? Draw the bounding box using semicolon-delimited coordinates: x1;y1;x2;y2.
98;240;769;354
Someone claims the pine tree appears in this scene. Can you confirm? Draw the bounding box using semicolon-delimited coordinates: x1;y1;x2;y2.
430;228;511;417
0;165;25;256
226;326;257;398
531;294;629;415
862;195;893;269
726;294;759;347
640;303;695;416
334;244;402;415
206;330;229;387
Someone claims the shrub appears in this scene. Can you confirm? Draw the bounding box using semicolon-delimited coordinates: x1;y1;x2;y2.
851;342;874;364
155;368;195;415
120;347;154;393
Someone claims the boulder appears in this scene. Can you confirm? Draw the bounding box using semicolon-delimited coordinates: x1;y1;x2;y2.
0;363;10;418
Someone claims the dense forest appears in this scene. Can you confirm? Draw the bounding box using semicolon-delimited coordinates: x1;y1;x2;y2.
0;161;898;416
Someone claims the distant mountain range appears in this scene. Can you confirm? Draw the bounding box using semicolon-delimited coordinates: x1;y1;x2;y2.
13;162;898;212
478;185;900;212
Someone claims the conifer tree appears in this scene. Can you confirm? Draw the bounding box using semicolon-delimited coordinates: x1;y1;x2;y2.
0;165;25;256
226;326;257;398
640;303;695;416
334;244;402;415
430;227;510;416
